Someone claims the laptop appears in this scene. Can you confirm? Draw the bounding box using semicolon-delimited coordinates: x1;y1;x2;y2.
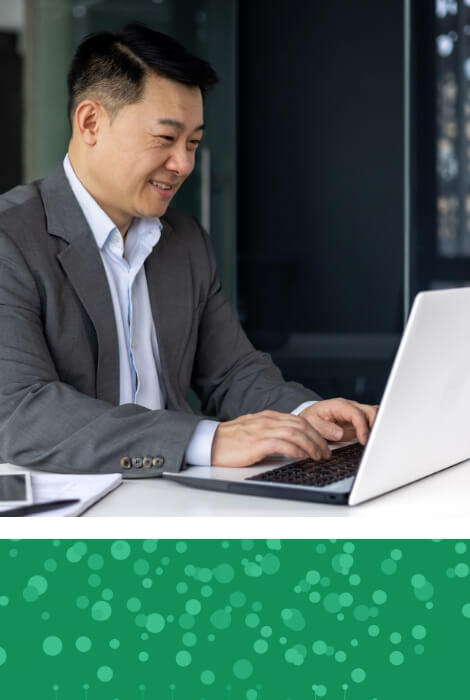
164;287;470;506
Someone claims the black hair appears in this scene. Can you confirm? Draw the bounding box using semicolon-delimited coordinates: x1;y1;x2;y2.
67;24;219;125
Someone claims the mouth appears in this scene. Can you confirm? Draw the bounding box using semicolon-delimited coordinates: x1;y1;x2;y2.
149;179;176;197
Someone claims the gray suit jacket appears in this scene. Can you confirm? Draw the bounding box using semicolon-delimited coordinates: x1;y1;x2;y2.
0;165;319;477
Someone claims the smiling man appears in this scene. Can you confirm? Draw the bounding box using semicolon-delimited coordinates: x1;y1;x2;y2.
0;25;376;477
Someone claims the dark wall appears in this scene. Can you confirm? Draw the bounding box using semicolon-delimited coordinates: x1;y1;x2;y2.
238;0;404;337
0;32;22;192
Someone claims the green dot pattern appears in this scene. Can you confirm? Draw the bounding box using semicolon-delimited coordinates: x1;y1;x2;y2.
0;541;470;698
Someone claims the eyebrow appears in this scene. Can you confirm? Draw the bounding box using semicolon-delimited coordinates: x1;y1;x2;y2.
157;118;205;132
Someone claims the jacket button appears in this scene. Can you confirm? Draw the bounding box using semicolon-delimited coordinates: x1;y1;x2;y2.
152;456;164;468
142;457;153;469
120;456;131;469
132;457;143;468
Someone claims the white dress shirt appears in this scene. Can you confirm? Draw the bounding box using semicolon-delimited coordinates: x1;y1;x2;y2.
63;155;218;465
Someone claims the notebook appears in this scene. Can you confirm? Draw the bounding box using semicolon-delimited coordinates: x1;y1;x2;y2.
164;287;470;506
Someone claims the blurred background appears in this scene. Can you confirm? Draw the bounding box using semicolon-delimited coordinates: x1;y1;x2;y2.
0;0;466;404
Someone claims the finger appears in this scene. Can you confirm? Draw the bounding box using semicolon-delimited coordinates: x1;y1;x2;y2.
305;415;344;442
269;426;331;460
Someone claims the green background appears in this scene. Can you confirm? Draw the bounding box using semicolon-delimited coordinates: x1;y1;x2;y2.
0;539;468;699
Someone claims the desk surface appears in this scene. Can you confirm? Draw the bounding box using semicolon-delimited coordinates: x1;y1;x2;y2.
2;458;470;517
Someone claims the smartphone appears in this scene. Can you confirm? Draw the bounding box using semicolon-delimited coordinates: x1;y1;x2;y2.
0;473;33;507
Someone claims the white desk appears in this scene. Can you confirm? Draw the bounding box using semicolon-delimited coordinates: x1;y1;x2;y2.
2;458;470;517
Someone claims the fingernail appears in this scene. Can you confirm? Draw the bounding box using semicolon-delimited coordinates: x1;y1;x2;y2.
331;428;343;439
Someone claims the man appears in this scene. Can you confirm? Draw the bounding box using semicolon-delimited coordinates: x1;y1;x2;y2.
0;25;376;478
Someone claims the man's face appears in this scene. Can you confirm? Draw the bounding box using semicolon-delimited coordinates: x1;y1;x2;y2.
87;73;204;232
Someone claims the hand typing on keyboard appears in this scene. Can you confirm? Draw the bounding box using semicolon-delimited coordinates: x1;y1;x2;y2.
211;399;377;468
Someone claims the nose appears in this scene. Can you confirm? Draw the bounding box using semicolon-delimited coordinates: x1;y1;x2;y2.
165;144;195;178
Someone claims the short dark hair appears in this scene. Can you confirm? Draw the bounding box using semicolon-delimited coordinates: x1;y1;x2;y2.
67;24;219;125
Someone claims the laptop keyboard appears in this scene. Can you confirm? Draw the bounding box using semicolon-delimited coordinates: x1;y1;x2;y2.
245;442;364;487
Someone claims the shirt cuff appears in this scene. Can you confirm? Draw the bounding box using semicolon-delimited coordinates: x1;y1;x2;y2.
291;400;318;415
185;419;220;465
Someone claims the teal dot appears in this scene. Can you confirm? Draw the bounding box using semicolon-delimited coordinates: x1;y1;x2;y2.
246;690;258;700
146;613;165;634
254;639;268;654
230;592;247;608
390;651;404;666
339;592;353;607
412;625;426;640
446;568;455;578
0;596;8;606
390;548;402;560
176;650;192;667
267;539;282;550
210;609;231;630
139;651;149;662
349;574;361;586
196;568;212;583
335;650;347;662
127;598;141;613
461;603;470;618
313;684;327;697
201;585;213;598
133;559;150;576
213;564;235;583
245;613;260;628
142;540;158;553
414;644;425;655
233;659;253;680
183;632;197;647
178;613;195;630
285;647;304;666
176;541;187;554
109;639;120;650
88;574;101;588
102;589;113;601
110;541;131;561
88;554;104;571
241;540;254;551
351;668;366;683
23;586;39;603
455;563;469;578
261;626;272;638
43;636;63;656
372;590;387;605
44;559;57;573
455;542;467;554
306;570;320;585
368;625;380;637
75;637;92;653
343;542;355;553
97;666;113;682
353;605;369;621
316;544;326;553
381;558;398;574
414;582;434;601
201;670;215;685
411;574;426;589
91;601;112;621
186;599;202;615
66;542;87;563
281;608;306;631
29;575;48;595
41;612;50;621
309;592;321;603
0;647;7;665
261;554;281;574
313;640;327;655
76;596;89;610
390;632;401;644
323;593;342;613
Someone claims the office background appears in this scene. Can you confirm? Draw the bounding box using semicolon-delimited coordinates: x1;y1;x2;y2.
0;0;466;405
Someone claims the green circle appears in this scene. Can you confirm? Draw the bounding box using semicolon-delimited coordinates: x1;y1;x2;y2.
309;592;321;603
411;625;426;640
455;542;466;554
353;605;369;621
414;644;425;655
29;575;48;595
368;625;380;637
349;574;361;586
110;541;131;561
339;592;353;607
102;589;113;601
201;585;213;598
97;665;113;682
201;670;215;685
178;613;195;630
91;601;112;621
76;596;89;610
230;592;247;608
133;559;150;576
411;574;426;589
186;599;202;615
313;640;327;655
323;593;342;613
88;574;101;588
44;559;57;573
351;668;366;683
261;626;272;638
285;647;304;666
213;564;235;584
0;647;7;666
43;636;63;656
390;548;403;560
306;570;320;585
246;690;258;700
390;651;404;666
343;542;355;553
281;608;306;631
127;598;141;613
335;650;347;662
139;651;149;662
0;596;8;607
110;639;120;649
245;613;259;628
146;613;165;634
372;590;387;605
261;554;281;574
210;609;231;630
176;582;188;594
88;554;104;571
75;636;92;653
183;632;197;647
381;559;398;575
254;639;268;654
390;632;401;644
142;540;158;553
196;568;212;583
233;659;253;680
176;650;192;667
455;563;469;578
23;586;39;603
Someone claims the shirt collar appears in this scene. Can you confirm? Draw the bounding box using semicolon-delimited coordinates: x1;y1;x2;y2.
62;154;162;251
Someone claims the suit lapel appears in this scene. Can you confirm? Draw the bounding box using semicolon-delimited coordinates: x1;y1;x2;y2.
40;165;120;404
145;218;193;410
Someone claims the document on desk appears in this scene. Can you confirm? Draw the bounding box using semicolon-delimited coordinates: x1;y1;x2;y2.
0;473;122;516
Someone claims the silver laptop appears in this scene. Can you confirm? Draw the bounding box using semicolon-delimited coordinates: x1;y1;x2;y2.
164;287;470;506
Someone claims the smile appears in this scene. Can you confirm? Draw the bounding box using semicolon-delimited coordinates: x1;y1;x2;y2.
149;180;173;191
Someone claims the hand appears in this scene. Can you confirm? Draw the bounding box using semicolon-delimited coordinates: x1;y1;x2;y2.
211;410;331;467
300;398;378;445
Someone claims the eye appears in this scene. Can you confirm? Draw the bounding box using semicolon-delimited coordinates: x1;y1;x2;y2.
188;140;201;151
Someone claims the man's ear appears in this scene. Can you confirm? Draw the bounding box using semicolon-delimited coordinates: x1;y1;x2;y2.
73;100;106;146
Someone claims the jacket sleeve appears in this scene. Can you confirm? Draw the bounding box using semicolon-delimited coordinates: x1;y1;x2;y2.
0;231;200;477
190;219;321;419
